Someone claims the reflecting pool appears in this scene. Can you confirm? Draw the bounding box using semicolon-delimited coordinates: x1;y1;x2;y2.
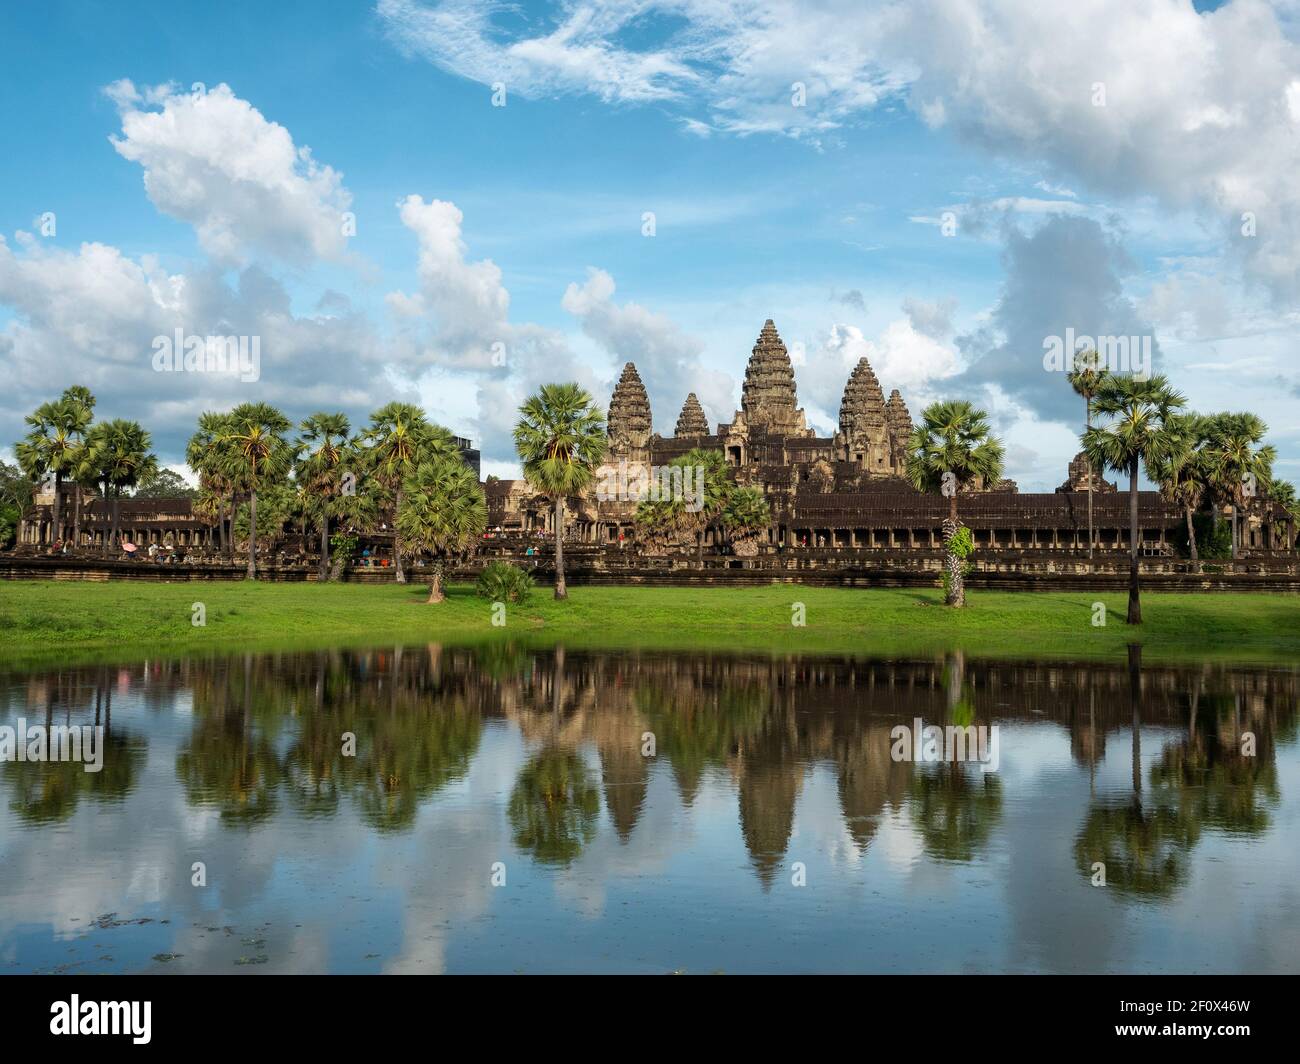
1;645;1296;973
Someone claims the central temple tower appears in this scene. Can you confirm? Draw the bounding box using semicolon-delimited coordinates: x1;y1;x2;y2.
739;320;809;436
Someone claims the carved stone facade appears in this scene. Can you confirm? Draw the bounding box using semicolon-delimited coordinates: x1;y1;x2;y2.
674;393;709;437
606;362;653;461
1056;451;1117;494
478;317;1275;556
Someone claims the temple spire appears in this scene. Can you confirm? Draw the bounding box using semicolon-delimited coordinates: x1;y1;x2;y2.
675;392;709;437
607;362;652;453
741;319;806;435
838;357;887;438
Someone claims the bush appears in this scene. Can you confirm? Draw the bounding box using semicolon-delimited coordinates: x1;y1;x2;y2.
476;561;533;604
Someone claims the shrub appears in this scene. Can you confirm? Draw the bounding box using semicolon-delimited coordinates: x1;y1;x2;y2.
476;560;533;604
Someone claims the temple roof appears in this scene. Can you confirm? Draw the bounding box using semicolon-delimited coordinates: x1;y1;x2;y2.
607;362;652;451
674;392;709;437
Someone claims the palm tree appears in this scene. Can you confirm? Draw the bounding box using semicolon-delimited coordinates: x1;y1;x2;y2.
513;383;607;600
1269;481;1299;553
1205;412;1275;560
1148;413;1210;572
1083;375;1186;624
1066;348;1108;560
362;402;457;585
395;456;487;603
60;386;97;550
83;419;157;554
294;412;352;581
15;395;93;551
187;412;237;561
636;448;732;566
721;485;771;553
905;400;1005;607
219;403;293;579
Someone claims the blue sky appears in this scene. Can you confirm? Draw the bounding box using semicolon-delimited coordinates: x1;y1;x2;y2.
1;0;1298;488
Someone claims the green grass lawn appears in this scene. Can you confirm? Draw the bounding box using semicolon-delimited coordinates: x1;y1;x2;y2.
1;579;1297;670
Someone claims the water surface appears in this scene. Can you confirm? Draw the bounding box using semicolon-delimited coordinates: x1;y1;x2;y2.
1;645;1296;973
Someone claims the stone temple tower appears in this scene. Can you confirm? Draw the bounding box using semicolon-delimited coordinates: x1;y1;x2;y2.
607;362;652;461
740;320;809;436
675;392;709;437
835;356;892;473
884;389;914;476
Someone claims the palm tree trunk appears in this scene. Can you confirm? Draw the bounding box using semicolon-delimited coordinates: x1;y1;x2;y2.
319;514;330;581
554;495;567;600
1231;504;1239;560
943;490;964;608
72;483;82;552
247;489;258;579
427;559;444;603
394;487;407;584
696;527;704;568
1085;396;1094;560
1128;643;1142;799
215;497;225;555
100;480;111;556
1185;503;1200;573
225;495;235;562
111;488;121;556
50;471;62;552
1127;457;1141;625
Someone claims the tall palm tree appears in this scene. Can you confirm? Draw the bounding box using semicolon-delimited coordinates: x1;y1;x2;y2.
1147;413;1210;572
219;403;293;579
362;402;457;585
83;419;158;554
187;412;237;561
1205;412;1275;560
1083;375;1186;624
60;386;96;550
295;412;352;581
1066;348;1108;560
15;395;92;551
905;400;1004;608
514;383;607;600
395;455;487;603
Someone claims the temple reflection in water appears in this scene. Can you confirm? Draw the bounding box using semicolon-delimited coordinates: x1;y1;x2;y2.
3;646;1293;901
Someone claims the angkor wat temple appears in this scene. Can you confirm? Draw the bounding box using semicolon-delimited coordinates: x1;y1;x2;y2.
487;320;1289;557
10;318;1296;565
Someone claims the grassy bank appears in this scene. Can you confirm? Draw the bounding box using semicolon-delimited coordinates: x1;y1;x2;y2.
1;579;1298;670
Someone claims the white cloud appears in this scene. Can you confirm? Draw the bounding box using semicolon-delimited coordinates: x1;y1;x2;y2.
380;1;1300;296
562;267;735;432
108;81;353;265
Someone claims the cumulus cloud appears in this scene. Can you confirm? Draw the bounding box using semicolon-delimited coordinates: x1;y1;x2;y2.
0;232;400;465
953;213;1161;425
798;313;961;433
562;267;735;432
380;1;1300;296
895;0;1300;301
107;80;353;266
